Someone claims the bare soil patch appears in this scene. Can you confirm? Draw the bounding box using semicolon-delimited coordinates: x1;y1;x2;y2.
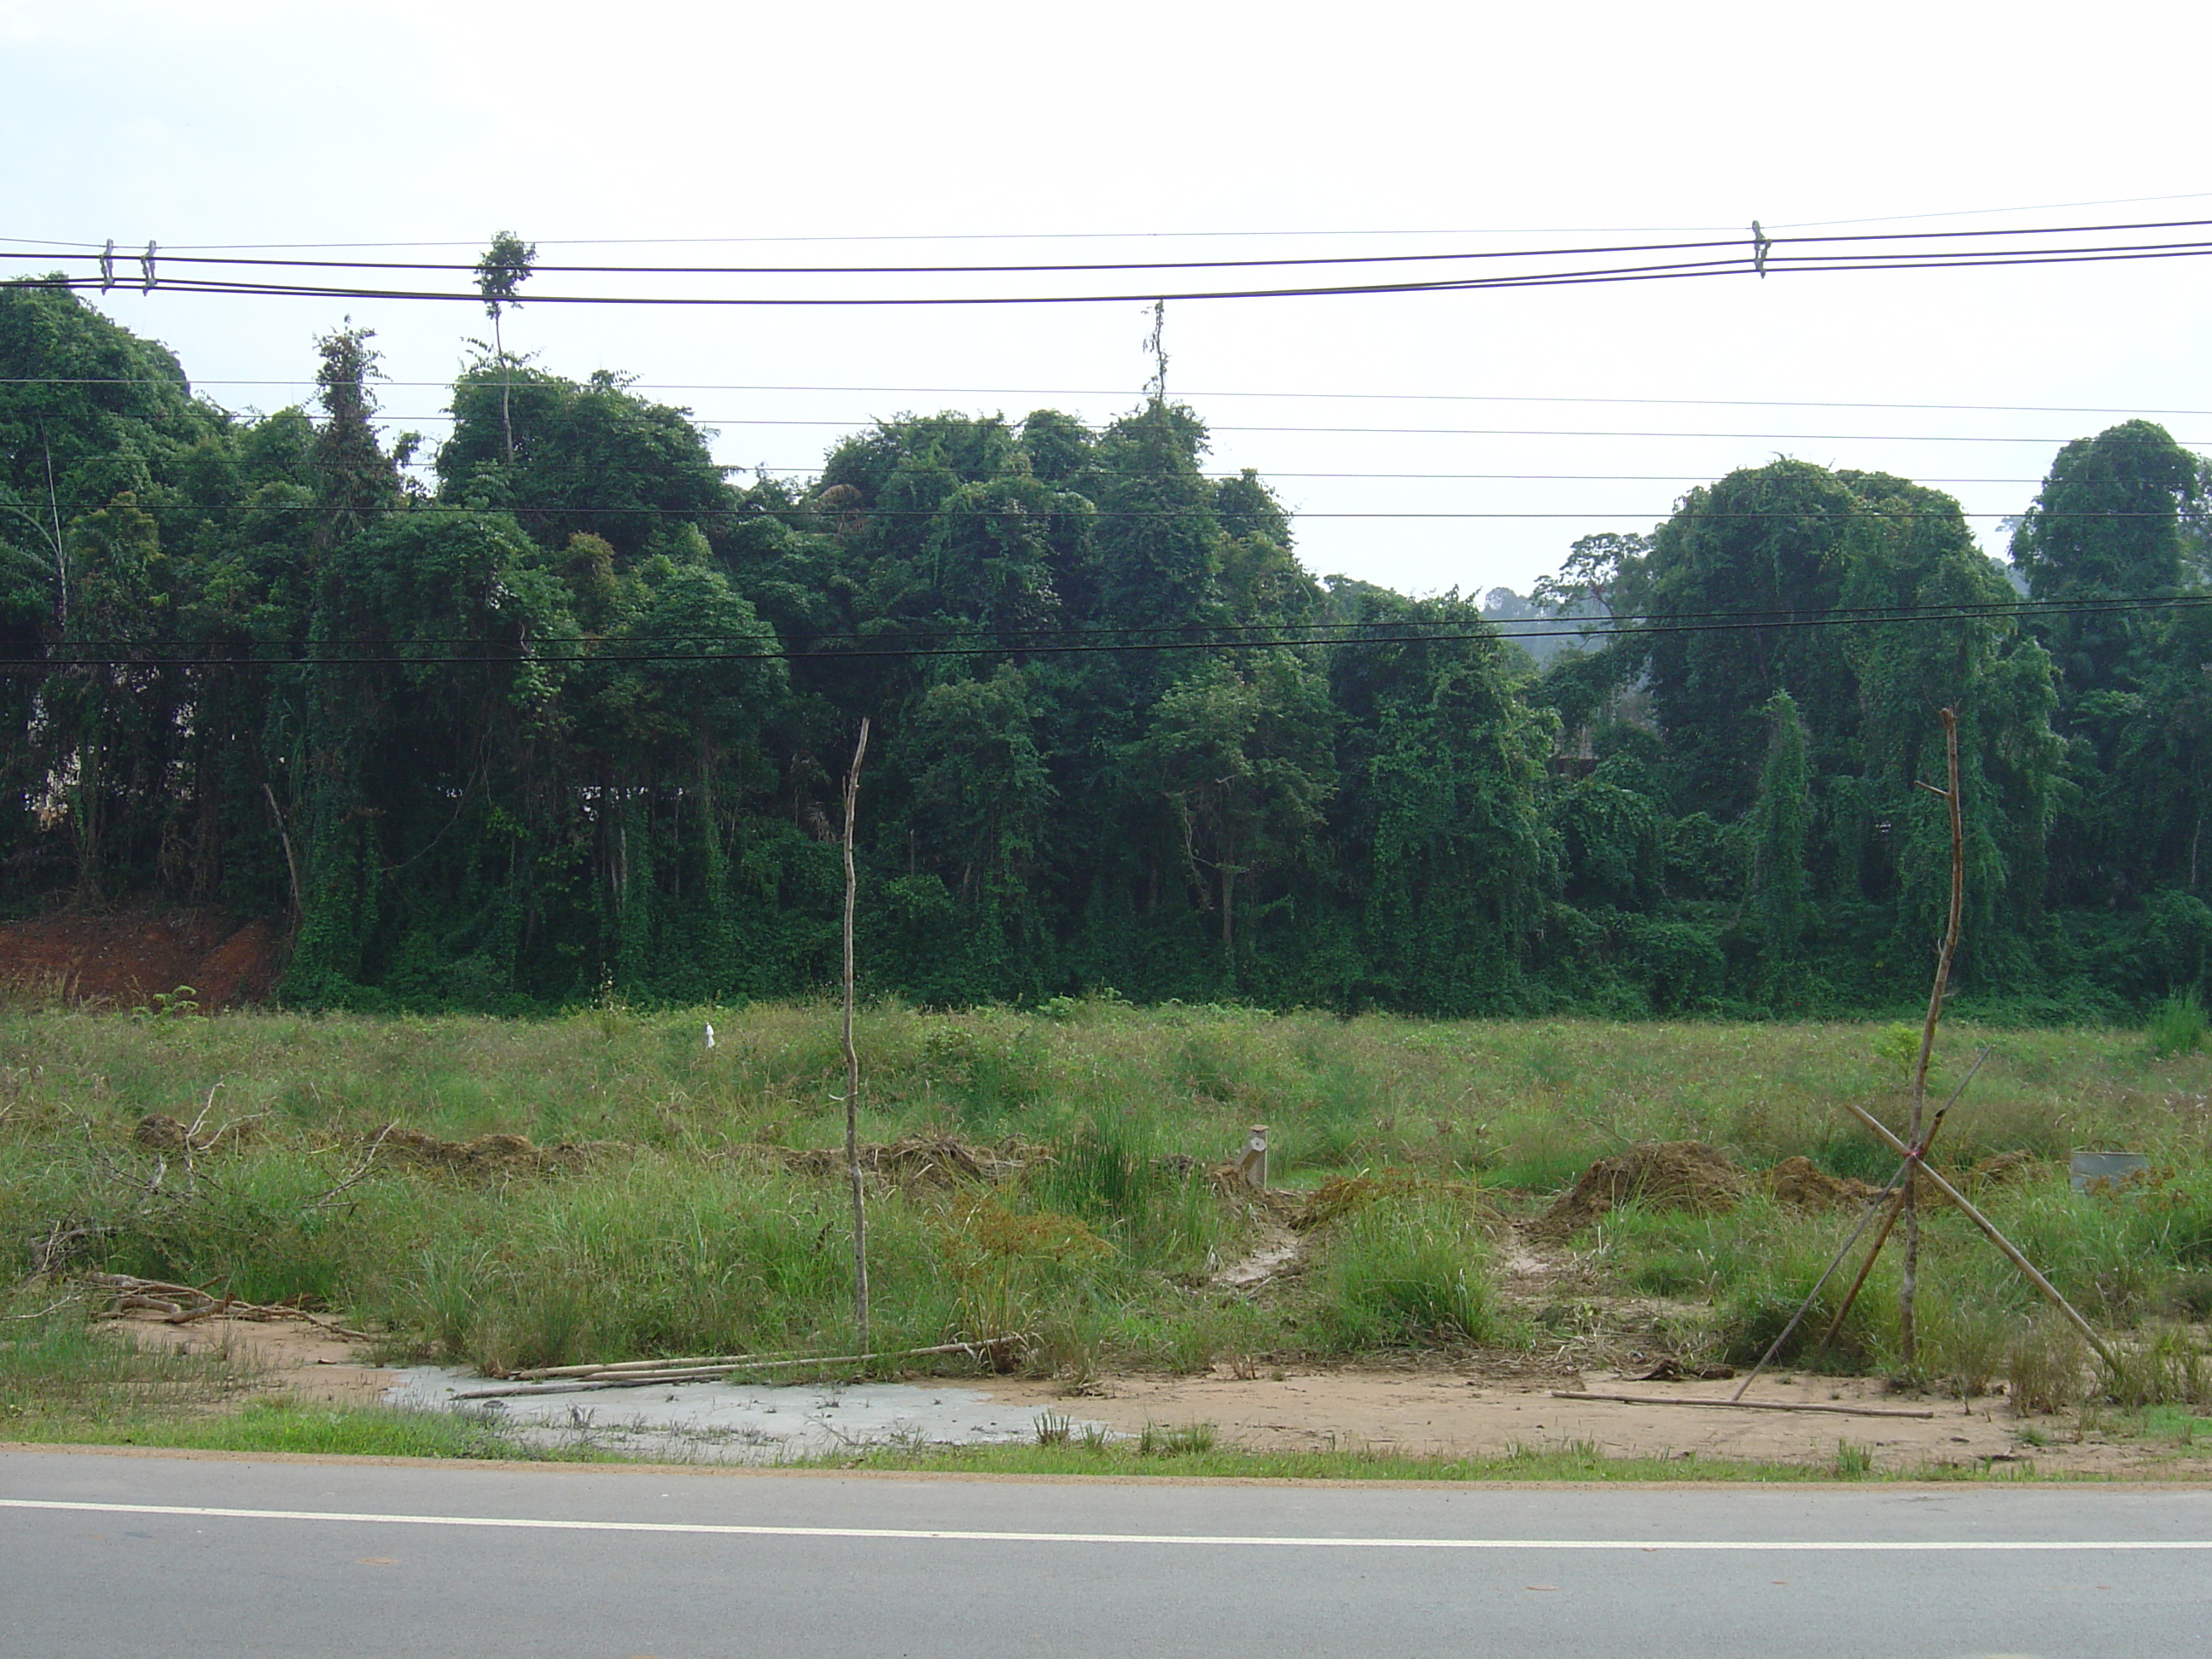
111;1311;395;1410
0;908;282;1009
976;1365;2210;1476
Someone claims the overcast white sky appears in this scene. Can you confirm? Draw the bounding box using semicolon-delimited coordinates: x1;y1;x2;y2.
6;0;2208;597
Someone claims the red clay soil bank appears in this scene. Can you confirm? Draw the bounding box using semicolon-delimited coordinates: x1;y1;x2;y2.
0;909;283;1009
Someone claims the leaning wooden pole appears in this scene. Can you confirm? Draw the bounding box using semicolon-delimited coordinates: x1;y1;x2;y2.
1900;707;1964;1369
841;718;873;1354
1842;1100;2115;1366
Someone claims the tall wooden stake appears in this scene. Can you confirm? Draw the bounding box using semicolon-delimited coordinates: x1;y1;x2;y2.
1901;707;1964;1369
841;718;872;1353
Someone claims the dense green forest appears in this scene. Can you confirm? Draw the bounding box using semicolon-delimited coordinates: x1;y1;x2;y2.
3;280;2208;1017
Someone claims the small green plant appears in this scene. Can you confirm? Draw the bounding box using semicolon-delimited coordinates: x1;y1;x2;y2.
1832;1439;1874;1477
1033;1411;1072;1446
2146;992;2208;1059
132;985;199;1022
1138;1420;1218;1456
1872;1023;1921;1084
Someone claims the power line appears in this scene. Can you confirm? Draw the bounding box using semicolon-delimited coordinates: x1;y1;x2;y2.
25;214;2212;280
1772;190;2212;231
18;218;2212;307
44;403;2186;445
15;594;2208;672
10;375;2209;422
27;192;2207;253
23;499;2176;521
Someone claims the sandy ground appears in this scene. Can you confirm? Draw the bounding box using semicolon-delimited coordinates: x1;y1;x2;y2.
115;1311;398;1409
974;1365;2114;1472
108;1312;2212;1476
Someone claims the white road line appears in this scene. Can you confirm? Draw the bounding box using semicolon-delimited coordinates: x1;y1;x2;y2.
1;1498;2207;1551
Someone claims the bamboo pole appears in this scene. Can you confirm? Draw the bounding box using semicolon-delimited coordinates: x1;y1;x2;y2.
1841;1099;2116;1365
1818;1110;1947;1353
1726;1114;1943;1405
1723;1050;1988;1404
515;1349;810;1381
841;719;872;1355
1551;1392;1935;1421
457;1339;1010;1400
1901;707;1965;1369
1814;1046;1991;1351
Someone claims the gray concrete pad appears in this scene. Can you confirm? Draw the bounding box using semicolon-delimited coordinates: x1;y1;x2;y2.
383;1366;1107;1463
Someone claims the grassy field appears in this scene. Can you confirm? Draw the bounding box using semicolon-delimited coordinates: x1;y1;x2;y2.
3;995;2210;1456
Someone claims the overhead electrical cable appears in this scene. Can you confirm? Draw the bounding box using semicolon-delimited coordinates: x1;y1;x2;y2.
15;215;2212;307
15;593;2209;672
21;214;2212;279
9;376;2209;422
31;500;2183;521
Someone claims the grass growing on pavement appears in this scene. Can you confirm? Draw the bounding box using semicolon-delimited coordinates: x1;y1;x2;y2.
786;1436;2075;1483
1;1399;615;1461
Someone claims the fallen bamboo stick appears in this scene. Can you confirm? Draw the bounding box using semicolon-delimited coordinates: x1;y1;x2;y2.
1551;1391;1936;1420
455;1338;1014;1400
1840;1099;2117;1367
514;1348;809;1381
457;1368;748;1396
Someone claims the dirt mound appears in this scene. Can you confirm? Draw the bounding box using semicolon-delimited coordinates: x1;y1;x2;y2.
375;1126;629;1178
0;908;283;1009
777;1132;1036;1186
1530;1141;1748;1239
131;1112;259;1155
1764;1155;1880;1211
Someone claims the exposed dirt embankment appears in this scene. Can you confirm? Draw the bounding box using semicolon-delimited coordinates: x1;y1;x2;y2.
0;909;283;1009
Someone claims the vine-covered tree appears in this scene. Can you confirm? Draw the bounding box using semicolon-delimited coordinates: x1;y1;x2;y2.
1;288;2203;1017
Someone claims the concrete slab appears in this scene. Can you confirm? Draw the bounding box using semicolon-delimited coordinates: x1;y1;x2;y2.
384;1367;1108;1464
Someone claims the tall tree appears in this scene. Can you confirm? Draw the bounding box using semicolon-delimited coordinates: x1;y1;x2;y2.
474;230;538;463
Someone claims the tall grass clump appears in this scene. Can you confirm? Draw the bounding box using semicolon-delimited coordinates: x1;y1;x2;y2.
372;1155;955;1373
2004;1317;2086;1416
2147;992;2208;1060
1029;1110;1228;1272
2100;1325;2212;1412
1307;1195;1495;1351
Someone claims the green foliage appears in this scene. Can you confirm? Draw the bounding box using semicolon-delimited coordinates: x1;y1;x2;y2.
1;296;2206;1023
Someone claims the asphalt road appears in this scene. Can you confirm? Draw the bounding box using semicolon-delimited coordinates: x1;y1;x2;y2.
4;1447;2208;1658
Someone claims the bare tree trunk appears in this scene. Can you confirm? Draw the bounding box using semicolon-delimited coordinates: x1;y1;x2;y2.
841;719;872;1353
1901;707;1964;1371
261;782;302;919
41;425;67;629
494;311;515;463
